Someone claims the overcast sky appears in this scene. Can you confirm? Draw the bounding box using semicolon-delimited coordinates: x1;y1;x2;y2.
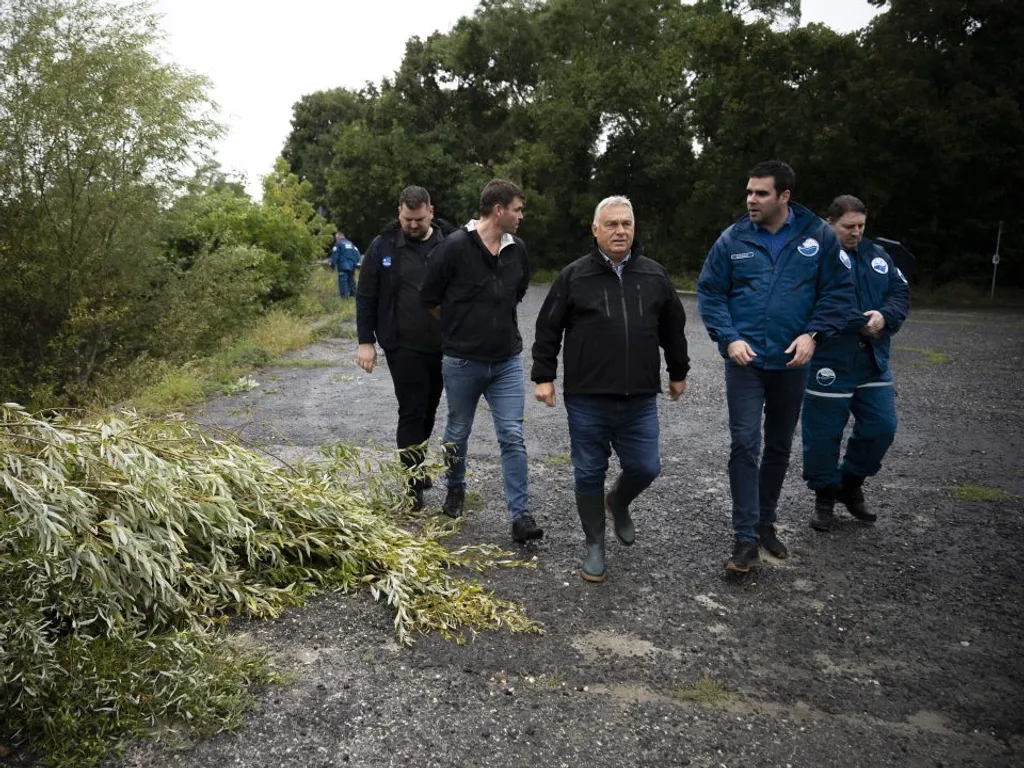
145;0;882;197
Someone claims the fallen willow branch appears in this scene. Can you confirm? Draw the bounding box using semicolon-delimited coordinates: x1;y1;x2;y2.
0;403;539;766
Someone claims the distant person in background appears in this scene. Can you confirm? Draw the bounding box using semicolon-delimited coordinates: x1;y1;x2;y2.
330;231;360;298
532;196;689;583
421;179;542;544
697;160;855;574
803;194;911;531
355;186;454;511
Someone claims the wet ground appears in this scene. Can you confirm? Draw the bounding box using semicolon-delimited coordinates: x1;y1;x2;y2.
116;287;1023;767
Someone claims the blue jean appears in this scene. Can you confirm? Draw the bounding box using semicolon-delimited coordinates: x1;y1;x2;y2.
724;362;808;542
337;270;355;298
441;355;528;522
564;394;660;496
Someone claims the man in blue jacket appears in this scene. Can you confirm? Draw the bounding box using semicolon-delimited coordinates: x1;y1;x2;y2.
697;160;856;573
803;195;911;531
330;231;360;298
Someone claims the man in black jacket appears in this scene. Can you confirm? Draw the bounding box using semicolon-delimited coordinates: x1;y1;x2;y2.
356;186;453;510
421;179;542;543
532;196;689;582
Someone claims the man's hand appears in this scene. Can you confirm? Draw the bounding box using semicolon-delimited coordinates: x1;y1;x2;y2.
357;343;377;373
668;380;687;401
535;382;556;407
861;310;886;338
785;333;816;367
727;340;757;366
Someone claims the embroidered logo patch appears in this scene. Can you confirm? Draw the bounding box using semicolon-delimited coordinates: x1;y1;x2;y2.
815;368;837;387
797;238;820;257
730;252;754;261
871;257;889;274
839;251;852;270
896;267;908;283
382;256;392;268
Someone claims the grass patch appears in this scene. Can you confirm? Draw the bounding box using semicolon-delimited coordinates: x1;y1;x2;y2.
518;670;565;689
668;673;738;708
541;452;572;466
894;346;950;365
267;358;335;368
464;490;484;510
134;370;206;413
247;310;312;356
954;484;1011;502
671;271;699;292
911;281;1024;308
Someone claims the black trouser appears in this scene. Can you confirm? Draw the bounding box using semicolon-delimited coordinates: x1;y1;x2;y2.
384;346;443;470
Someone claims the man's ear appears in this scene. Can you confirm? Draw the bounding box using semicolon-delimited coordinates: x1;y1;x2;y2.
779;189;792;205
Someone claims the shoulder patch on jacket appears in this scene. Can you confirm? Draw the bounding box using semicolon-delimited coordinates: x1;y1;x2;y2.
871;257;889;274
797;238;820;257
730;252;754;261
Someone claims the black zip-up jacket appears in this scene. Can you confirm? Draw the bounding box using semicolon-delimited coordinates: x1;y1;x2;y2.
420;224;530;363
356;219;456;352
531;245;690;395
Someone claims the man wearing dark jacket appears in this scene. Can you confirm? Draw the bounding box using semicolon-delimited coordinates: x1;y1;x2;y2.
697;160;856;573
356;186;453;510
532;196;689;582
803;194;910;531
421;179;542;544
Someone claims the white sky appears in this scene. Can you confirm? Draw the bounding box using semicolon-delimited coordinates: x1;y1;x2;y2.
145;0;882;198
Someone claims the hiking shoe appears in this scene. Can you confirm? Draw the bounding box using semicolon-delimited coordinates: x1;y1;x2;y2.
756;524;789;559
511;513;544;543
837;474;876;523
725;539;760;573
442;486;465;519
810;488;836;532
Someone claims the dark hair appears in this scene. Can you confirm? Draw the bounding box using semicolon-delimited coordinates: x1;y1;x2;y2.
827;194;867;221
479;179;524;217
398;185;431;209
748;160;796;196
335;230;345;238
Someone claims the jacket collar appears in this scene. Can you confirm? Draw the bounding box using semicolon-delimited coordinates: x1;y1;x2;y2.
465;219;515;251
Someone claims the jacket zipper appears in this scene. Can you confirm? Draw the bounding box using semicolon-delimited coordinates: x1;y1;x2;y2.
619;274;630;395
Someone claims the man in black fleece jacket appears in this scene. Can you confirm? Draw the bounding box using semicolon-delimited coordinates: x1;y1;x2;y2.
421;179;543;544
356;185;454;511
532;196;689;582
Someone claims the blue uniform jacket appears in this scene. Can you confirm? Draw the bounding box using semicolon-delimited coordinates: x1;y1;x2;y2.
330;238;360;272
812;237;911;375
697;202;856;370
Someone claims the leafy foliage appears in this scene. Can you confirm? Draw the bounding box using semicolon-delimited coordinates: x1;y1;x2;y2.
286;0;1022;286
0;404;540;765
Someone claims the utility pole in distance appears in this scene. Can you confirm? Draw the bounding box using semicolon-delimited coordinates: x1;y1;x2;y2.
990;221;1003;301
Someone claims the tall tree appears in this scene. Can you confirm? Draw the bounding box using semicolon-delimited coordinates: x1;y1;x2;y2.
0;0;218;401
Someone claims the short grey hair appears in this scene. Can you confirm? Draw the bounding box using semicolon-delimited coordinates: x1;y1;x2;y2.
592;196;634;226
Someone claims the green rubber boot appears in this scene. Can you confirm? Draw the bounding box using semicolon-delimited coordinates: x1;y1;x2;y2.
576;492;606;583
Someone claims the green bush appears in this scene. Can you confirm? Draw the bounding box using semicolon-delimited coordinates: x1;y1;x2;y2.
0;405;538;766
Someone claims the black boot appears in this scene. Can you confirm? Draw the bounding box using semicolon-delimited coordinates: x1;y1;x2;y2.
837;473;876;523
511;513;544;543
576;493;606;583
756;524;789;559
810;487;837;531
442;486;465;519
725;539;760;573
605;474;647;547
408;479;425;512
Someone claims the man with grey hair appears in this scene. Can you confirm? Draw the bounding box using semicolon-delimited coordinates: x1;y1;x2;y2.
532;195;689;583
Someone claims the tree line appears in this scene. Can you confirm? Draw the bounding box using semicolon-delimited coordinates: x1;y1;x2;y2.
284;0;1023;287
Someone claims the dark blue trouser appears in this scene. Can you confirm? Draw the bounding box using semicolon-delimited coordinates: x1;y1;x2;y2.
337;269;355;298
802;344;897;490
564;394;660;496
724;362;808;542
